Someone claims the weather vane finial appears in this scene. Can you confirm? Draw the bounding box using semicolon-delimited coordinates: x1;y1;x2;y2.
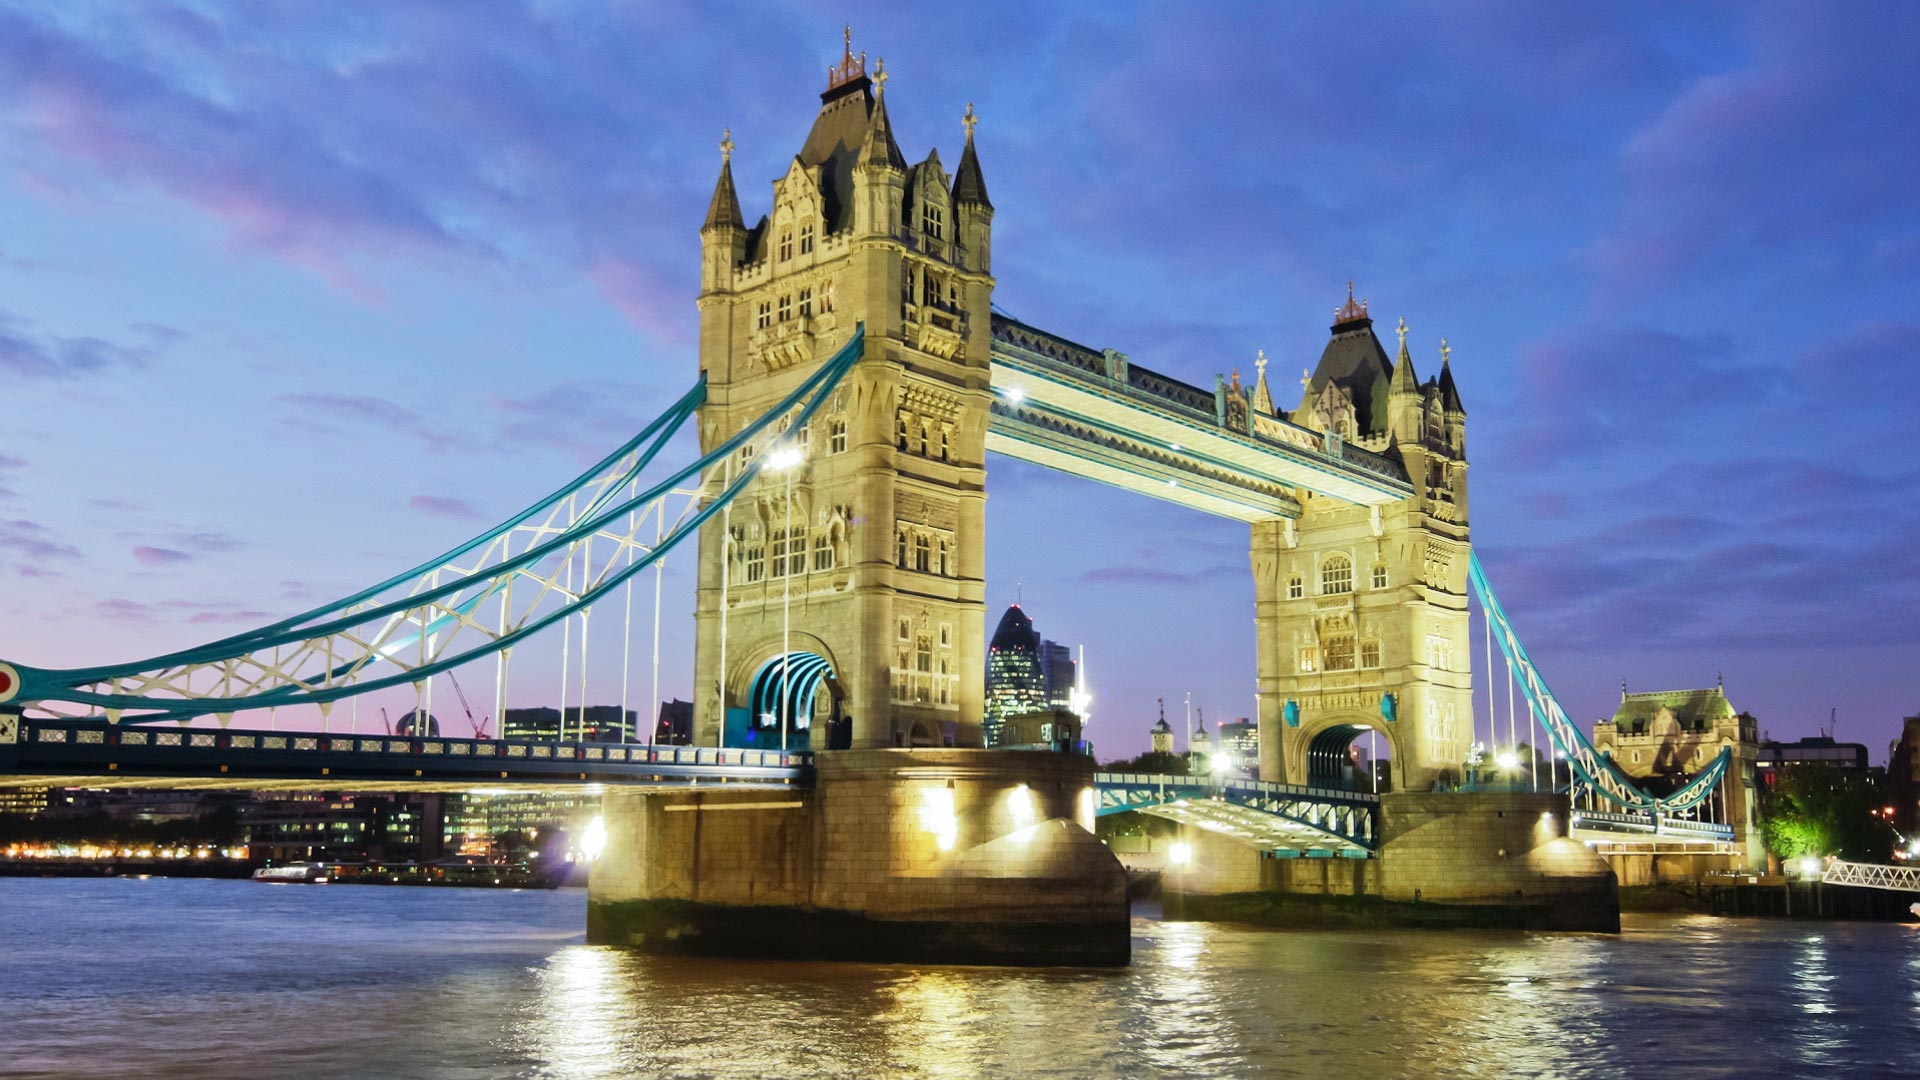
963;101;978;141
1255;348;1268;376
719;127;733;165
1440;337;1451;366
1395;316;1407;350
873;56;887;96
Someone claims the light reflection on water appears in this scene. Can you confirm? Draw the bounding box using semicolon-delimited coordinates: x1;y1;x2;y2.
3;879;1919;1079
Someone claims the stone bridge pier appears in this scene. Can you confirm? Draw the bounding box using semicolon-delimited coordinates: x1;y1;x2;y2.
587;748;1130;965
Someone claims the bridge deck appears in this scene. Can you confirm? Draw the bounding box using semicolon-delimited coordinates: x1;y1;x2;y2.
989;316;1413;521
0;717;811;793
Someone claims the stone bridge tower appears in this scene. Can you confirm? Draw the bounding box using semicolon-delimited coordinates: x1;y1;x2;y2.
692;41;994;750
1252;289;1473;791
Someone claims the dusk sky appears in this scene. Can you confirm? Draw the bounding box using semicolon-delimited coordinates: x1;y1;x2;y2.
2;2;1915;759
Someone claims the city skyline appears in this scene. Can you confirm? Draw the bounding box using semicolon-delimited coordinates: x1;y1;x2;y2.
3;4;1917;759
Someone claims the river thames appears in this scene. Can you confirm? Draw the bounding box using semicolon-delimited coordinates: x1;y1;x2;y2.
2;877;1915;1078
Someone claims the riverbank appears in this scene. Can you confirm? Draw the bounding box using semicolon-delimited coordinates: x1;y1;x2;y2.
1163;889;1603;931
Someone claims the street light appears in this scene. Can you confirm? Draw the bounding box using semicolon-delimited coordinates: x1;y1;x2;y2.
768;443;805;751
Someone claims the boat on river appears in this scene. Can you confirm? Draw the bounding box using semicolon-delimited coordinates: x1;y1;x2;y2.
250;863;329;884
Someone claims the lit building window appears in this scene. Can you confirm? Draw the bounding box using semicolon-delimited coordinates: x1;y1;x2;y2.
1325;635;1356;671
1298;646;1318;673
1321;555;1353;595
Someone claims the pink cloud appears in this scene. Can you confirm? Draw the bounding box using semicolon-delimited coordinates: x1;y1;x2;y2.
131;545;194;566
408;495;480;519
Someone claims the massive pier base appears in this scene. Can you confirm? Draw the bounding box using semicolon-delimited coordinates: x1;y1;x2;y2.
588;749;1130;965
1165;791;1621;932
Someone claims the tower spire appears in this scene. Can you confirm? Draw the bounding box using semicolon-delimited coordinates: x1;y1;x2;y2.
857;58;905;171
1390;315;1420;393
1251;348;1275;415
827;25;867;90
702;127;744;232
953;100;992;208
1437;335;1465;414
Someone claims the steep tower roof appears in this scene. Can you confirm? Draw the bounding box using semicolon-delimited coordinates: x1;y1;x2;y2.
797;34;897;232
989;604;1040;654
1389;316;1420;393
702;129;745;232
1437;338;1465;414
952;102;991;208
1298;282;1396;436
1250;349;1275;415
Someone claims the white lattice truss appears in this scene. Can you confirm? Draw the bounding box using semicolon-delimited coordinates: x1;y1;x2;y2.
1822;859;1920;893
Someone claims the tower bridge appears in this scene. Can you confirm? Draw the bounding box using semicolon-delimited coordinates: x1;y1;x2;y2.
0;36;1749;962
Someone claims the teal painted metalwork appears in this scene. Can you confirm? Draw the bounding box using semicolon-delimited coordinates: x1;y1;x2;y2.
1469;552;1730;814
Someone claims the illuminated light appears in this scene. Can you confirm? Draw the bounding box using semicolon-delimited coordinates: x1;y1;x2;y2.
920;785;959;853
768;445;805;470
1169;443;1182;451
1167;479;1178;487
1010;784;1036;827
1077;787;1096;830
1495;751;1519;772
1352;723;1372;731
1004;386;1025;403
580;816;607;862
1799;856;1822;878
1168;841;1192;866
1211;753;1234;777
1540;811;1553;821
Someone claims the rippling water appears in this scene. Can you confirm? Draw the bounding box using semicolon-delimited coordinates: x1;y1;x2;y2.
3;877;1916;1078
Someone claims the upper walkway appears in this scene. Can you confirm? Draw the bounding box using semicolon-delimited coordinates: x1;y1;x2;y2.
987;315;1414;521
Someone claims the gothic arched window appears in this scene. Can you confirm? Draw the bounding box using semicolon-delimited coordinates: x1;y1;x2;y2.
1371;563;1389;590
1287;575;1303;600
778;229;793;262
799;222;814;255
1321;554;1353;595
914;534;931;572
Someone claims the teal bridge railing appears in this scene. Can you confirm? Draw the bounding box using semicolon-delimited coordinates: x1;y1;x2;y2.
1095;772;1378;857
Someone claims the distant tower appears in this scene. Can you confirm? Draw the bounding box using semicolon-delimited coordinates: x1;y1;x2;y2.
1190;706;1212;771
692;35;995;750
984;604;1046;746
1150;698;1173;755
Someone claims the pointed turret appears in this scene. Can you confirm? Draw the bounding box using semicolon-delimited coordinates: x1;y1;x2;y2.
856;60;906;172
1251;349;1275;415
1437;337;1465;415
1389;316;1420;394
952;103;991;208
702;129;745;233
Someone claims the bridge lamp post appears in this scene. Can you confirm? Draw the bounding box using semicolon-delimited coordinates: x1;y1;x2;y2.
768;444;806;751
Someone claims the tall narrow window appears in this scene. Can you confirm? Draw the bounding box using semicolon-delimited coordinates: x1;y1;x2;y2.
938;426;950;461
1371;563;1389;590
922;201;943;240
1298;646;1318;673
756;301;772;330
914;535;931;572
798;287;813;319
777;294;792;322
769;529;790;578
896;529;909;569
778;229;793;262
896;411;911;450
812;532;833;572
1360;639;1381;668
745;546;764;583
937;538;950;576
1321;555;1353;595
829;418;847;454
1287;575;1303;600
798;223;814;255
923;272;938;308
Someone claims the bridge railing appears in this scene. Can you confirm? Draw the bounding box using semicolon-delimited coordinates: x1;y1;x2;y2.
1570;808;1734;844
6;716;813;775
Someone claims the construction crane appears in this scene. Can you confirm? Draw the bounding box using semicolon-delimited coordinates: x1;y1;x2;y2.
446;670;491;739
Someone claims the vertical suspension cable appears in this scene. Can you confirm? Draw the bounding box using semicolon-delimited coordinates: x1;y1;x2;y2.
717;463;732;750
650;503;664;750
1483;596;1495;772
1515;666;1531;790
495;536;510;739
576;534;592;744
559;494;574;742
619;485;636;745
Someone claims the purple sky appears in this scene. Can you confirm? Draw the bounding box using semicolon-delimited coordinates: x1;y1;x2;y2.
2;3;1916;759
